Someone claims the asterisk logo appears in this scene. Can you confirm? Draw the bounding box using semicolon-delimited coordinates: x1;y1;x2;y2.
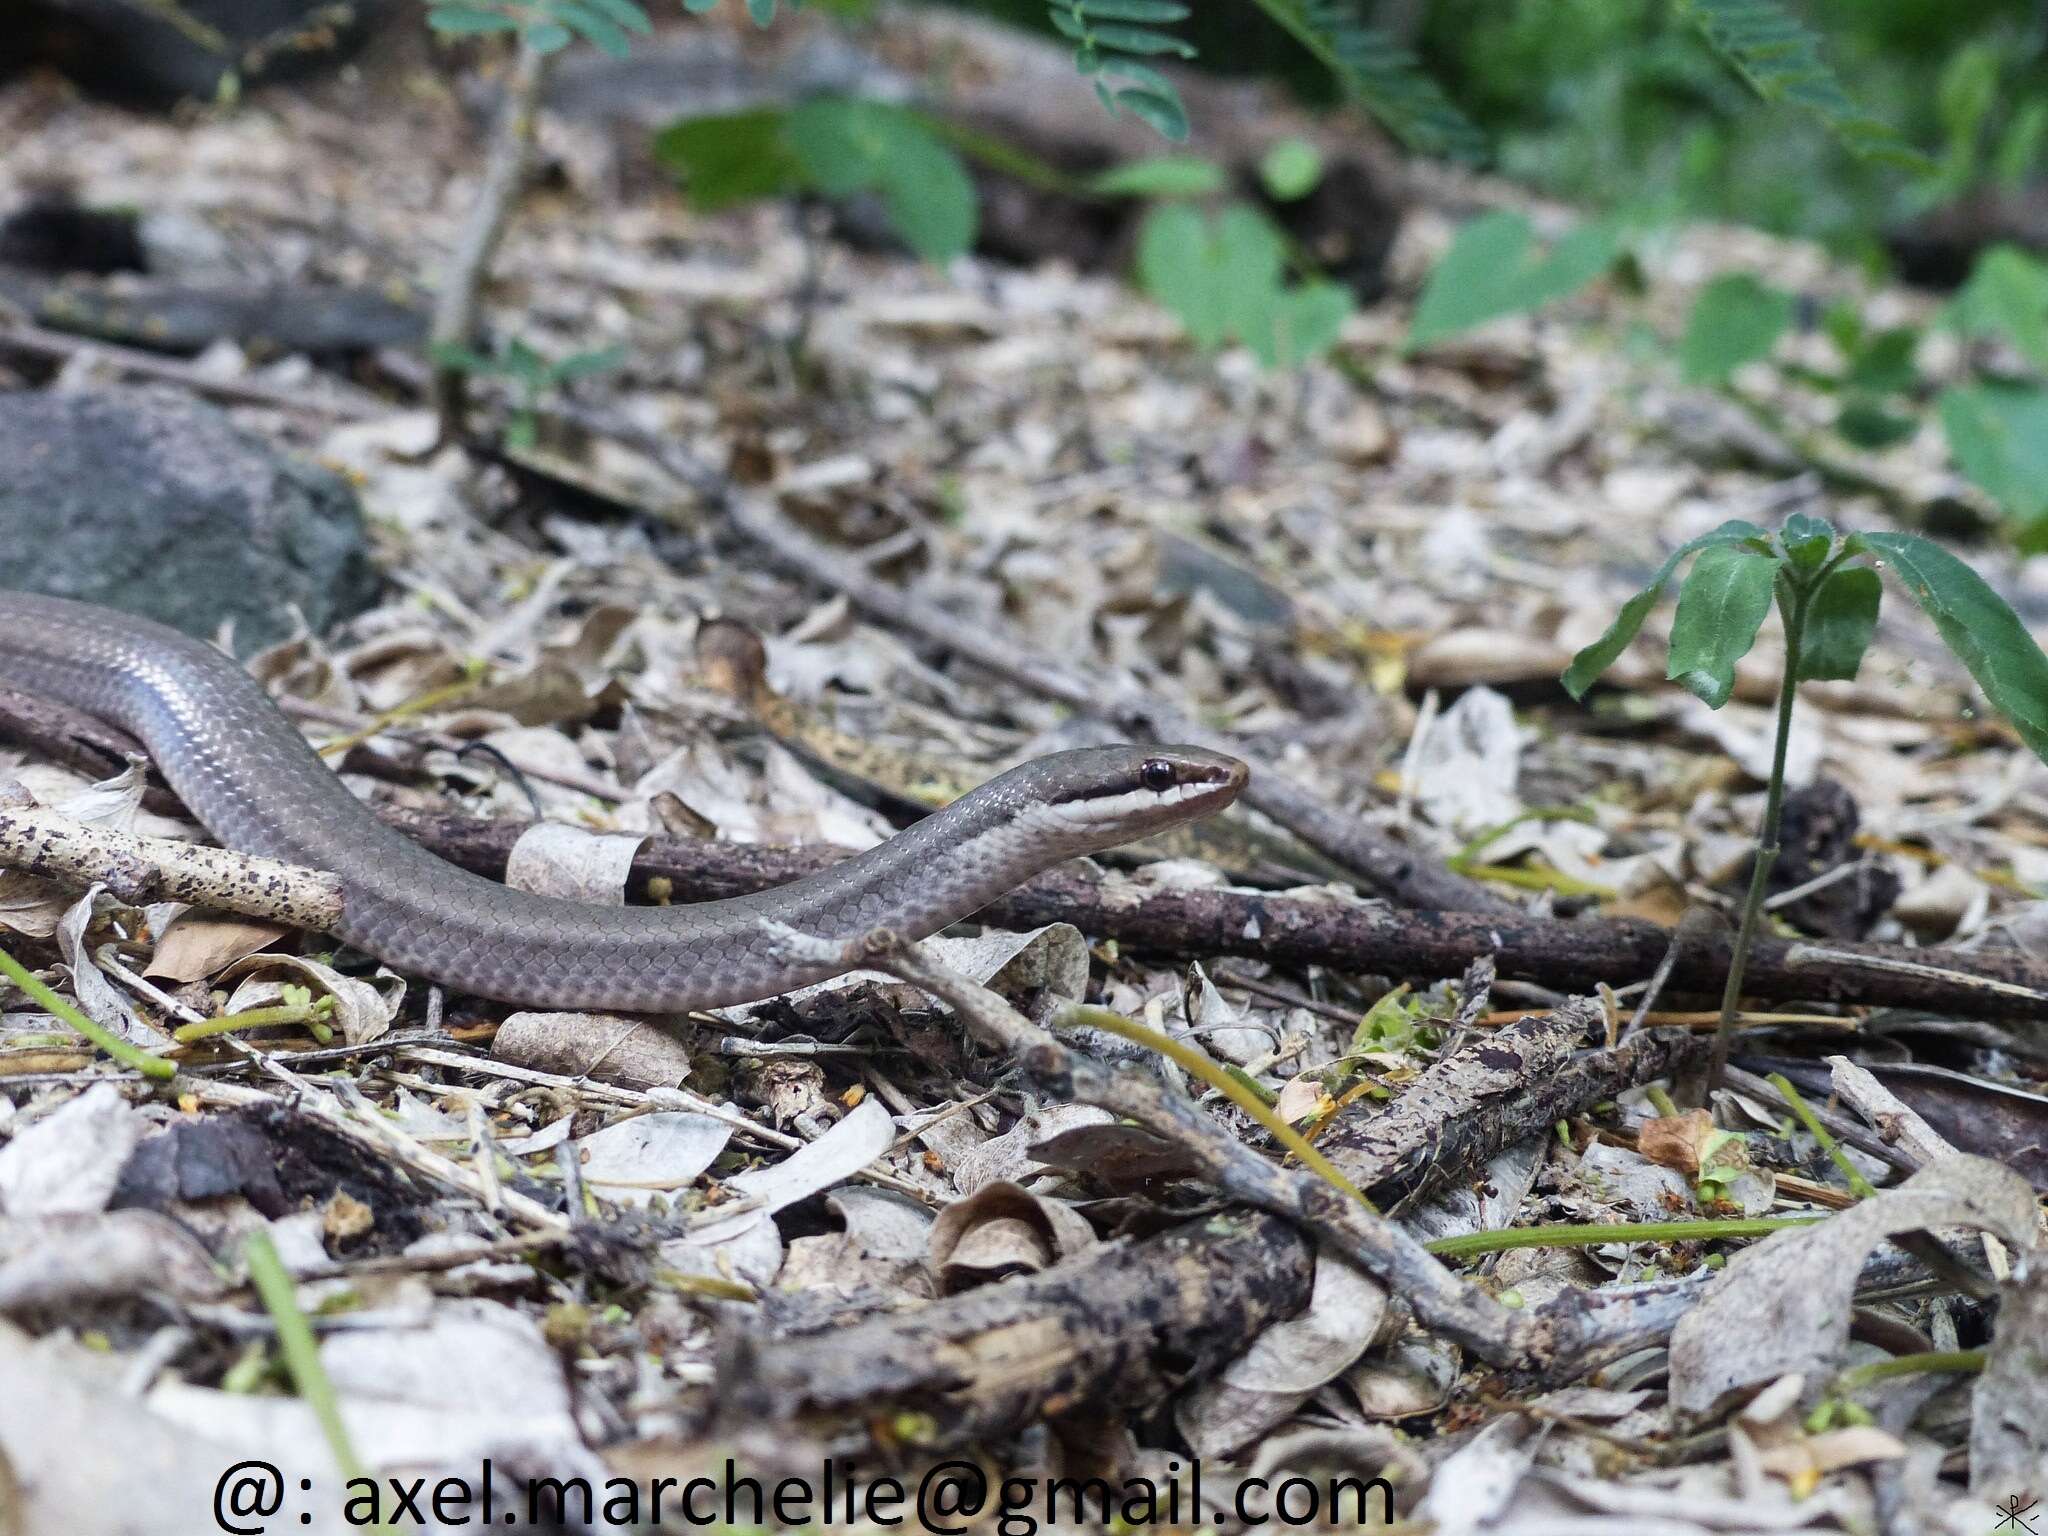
1995;1493;2039;1534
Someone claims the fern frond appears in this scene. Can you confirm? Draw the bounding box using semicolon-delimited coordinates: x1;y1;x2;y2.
1245;0;1485;163
1303;0;1485;162
1675;0;1928;168
1050;0;1195;141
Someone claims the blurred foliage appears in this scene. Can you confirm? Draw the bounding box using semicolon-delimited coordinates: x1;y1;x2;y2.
1414;0;2045;254
950;0;2045;255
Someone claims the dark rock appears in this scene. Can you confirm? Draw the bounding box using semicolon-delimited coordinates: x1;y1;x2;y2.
0;387;380;648
0;193;146;276
3;0;393;108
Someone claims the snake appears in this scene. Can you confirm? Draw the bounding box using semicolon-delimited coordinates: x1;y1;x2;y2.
0;594;1248;1012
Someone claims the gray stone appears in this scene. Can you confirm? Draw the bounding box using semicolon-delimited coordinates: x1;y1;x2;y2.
0;388;380;650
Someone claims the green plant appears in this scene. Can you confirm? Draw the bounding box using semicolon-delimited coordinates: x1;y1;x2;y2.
1680;271;1793;385
655;98;976;264
1563;514;2048;1087
1671;0;1928;169
425;0;802;53
1407;210;1627;351
429;338;626;449
427;0;655;55
1136;203;1351;368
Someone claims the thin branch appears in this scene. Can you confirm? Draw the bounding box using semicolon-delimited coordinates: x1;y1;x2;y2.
0;801;343;930
428;39;551;435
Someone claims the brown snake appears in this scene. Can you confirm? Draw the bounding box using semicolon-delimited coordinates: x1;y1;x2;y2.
0;593;1248;1010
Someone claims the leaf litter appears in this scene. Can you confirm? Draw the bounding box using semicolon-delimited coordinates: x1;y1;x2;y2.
0;13;2042;1532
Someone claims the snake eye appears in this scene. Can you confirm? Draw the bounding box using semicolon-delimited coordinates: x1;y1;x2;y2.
1139;758;1177;793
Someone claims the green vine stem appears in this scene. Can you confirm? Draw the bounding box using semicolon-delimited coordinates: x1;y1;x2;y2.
1424;1214;1821;1261
1707;581;1808;1093
1769;1071;1880;1199
1054;1001;1377;1211
0;943;176;1080
1834;1348;1985;1393
244;1231;389;1532
173;997;336;1044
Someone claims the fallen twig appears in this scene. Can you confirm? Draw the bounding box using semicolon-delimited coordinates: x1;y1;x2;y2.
0;322;385;419
428;38;551;433
0;800;342;930
376;807;2048;1020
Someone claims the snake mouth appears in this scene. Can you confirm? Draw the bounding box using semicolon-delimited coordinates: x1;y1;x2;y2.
1158;747;1250;810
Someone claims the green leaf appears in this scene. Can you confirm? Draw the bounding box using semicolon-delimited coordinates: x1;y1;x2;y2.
575;0;653;31
550;0;632;56
1244;280;1351;369
1062;0;1189;19
524;20;573;50
1091;59;1190;142
1796;566;1880;682
1674;0;1929;170
1778;511;1834;571
426;6;520;34
745;0;779;23
427;341;503;375
1948;245;2048;373
1834;399;1917;451
1290;0;1487;163
1083;22;1196;55
875;125;977;264
554;343;627;379
785;100;976;263
1939;383;2048;525
1408;211;1622;351
652;108;806;211
1668;544;1781;708
1136;203;1348;368
1680;273;1792;386
1560;520;1764;699
1258;138;1323;202
1136;203;1230;348
1993;98;2048;191
1084;155;1225;198
1841;326;1919;397
1861;532;2048;762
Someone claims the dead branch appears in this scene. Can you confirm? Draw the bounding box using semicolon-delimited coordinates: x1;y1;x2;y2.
375;806;2048;1020
0;800;342;930
6;686;2047;1020
0;322;385;419
711;1207;1315;1443
428;38;551;433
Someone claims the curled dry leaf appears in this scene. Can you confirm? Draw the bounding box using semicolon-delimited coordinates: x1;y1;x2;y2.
0;1083;146;1216
1670;1155;2039;1419
1636;1108;1720;1176
144;914;293;983
54;889;155;1046
686;1093;895;1244
1178;1252;1389;1457
0;1210;226;1312
1343;1334;1461;1420
1970;1259;2048;1501
572;1111;733;1211
504;821;646;904
925;1178;1096;1291
494;1010;693;1091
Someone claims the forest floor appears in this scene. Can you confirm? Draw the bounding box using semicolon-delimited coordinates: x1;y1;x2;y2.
0;10;2042;1533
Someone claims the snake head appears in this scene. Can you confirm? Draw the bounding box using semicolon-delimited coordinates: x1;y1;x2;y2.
1017;743;1249;854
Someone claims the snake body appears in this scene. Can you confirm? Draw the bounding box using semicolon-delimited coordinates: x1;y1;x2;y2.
0;594;1246;1011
